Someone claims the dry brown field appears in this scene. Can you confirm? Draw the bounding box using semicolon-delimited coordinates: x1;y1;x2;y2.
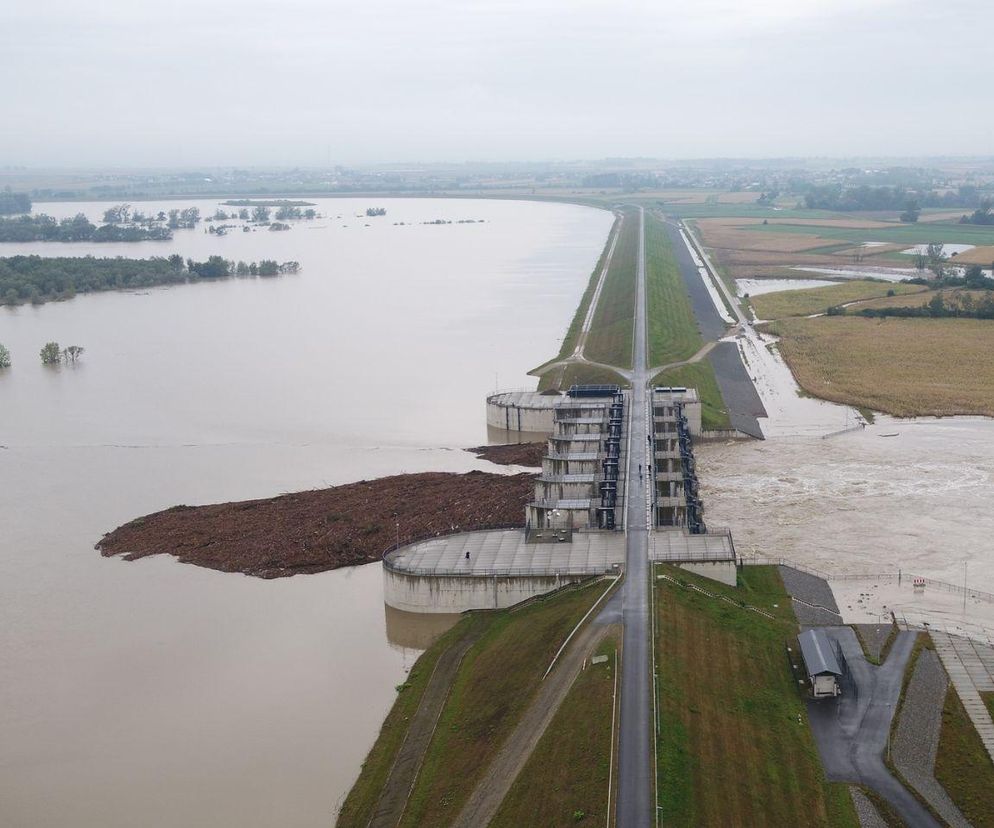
769;316;994;417
950;245;994;265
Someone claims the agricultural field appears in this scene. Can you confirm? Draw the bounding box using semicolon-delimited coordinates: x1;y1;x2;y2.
767;316;994;417
749;280;926;320
644;212;705;366
584;207;639;368
651;361;730;431
749;220;994;247
490;632;618;828
654;564;857;827
850;288;992;312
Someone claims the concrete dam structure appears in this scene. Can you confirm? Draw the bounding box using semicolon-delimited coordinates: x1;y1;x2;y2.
384;384;735;612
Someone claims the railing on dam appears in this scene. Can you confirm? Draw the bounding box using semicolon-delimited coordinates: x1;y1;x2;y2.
384;561;620;578
741;554;994;606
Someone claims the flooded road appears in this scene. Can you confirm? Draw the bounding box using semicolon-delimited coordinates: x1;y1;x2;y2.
0;198;613;827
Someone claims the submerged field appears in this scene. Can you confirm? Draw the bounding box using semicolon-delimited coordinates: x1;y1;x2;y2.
654;565;857;827
767;316;994;417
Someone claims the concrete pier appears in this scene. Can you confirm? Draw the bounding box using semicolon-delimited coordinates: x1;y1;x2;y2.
382;529;625;613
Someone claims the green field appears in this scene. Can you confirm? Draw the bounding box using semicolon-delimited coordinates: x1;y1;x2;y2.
651;361;730;430
935;685;994;826
584;207;639;368
644;212;707;366
749;280;926;320
490;632;618;828
655;565;858;827
748;221;994;246
400;581;607;827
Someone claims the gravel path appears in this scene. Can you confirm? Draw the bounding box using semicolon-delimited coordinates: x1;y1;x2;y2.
891;648;971;828
849;787;888;828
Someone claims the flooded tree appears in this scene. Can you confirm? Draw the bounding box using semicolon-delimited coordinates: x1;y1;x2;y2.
62;345;84;364
0;343;10;368
40;342;61;364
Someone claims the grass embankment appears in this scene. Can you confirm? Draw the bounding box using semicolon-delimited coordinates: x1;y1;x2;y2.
655;564;858;827
985;691;994;720
400;581;607;827
767;316;994;418
934;686;994;826
490;632;618;828
651;362;731;431
584;208;639;369
537;361;630;392
337;618;478;827
554;213;621;359
644;213;705;365
750;280;925;320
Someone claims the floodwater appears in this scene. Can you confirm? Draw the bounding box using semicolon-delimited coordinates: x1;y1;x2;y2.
736;277;835;297
0;197;613;827
701;416;994;635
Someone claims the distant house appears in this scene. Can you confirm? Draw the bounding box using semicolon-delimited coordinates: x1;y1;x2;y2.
798;629;842;698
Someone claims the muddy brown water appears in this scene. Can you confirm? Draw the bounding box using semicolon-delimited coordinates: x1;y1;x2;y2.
0;198;613;827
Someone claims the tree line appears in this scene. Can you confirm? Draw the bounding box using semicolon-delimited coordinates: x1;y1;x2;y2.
0;191;31;215
801;184;990;215
0;213;173;242
1;255;302;306
0;341;83;369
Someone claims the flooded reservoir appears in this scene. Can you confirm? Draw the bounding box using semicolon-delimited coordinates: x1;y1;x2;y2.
0;198;613;827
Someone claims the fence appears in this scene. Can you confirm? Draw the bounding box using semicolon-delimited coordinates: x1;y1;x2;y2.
739;554;994;606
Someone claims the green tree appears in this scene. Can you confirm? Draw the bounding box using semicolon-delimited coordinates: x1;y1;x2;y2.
40;342;61;364
252;205;271;223
63;345;85;363
0;343;11;368
899;199;920;223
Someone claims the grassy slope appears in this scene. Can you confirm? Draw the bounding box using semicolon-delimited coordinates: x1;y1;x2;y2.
584;208;639;368
644;212;705;366
555;213;620;359
655;564;858;828
400;581;607;828
538;361;631;392
337;616;482;827
750;280;926;320
985;691;994;720
767;315;994;417
934;686;994;827
490;633;618;828
651;361;731;431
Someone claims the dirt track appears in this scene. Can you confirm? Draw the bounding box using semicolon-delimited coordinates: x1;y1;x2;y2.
97;471;533;578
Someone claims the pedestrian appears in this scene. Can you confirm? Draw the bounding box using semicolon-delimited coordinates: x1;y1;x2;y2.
465;550;470;560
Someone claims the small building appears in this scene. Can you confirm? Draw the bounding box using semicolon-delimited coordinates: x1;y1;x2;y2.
797;629;842;698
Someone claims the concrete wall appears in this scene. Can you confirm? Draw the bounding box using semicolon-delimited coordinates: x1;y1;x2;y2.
384;568;591;613
676;560;737;587
486;400;555;434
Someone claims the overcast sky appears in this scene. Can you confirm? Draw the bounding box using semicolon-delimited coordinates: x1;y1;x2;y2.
2;0;992;167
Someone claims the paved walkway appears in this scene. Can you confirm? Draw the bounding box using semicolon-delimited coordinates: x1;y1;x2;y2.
616;206;652;828
931;630;994;760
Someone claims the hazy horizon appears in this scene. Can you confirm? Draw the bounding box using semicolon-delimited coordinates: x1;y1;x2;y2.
3;0;993;167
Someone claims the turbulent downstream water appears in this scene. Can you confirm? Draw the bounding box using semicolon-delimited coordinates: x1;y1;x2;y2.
0;198;614;827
